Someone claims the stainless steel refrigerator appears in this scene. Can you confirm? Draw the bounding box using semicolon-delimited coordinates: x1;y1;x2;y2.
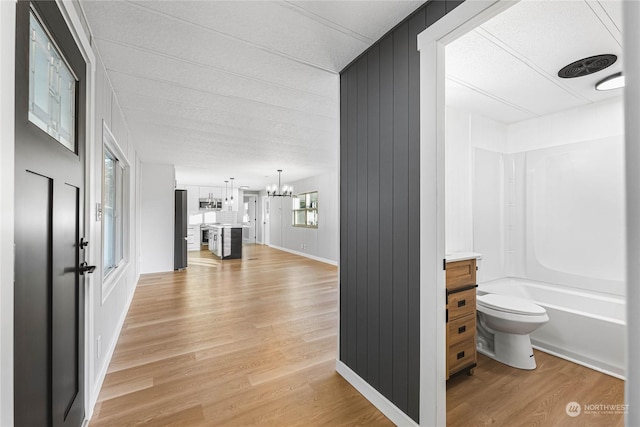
174;189;188;270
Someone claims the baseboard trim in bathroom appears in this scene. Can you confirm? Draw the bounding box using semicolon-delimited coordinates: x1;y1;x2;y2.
531;342;625;380
335;361;418;427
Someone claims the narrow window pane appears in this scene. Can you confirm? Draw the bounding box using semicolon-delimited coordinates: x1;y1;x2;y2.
28;11;76;152
104;151;116;274
307;210;317;227
294;210;306;226
116;164;124;264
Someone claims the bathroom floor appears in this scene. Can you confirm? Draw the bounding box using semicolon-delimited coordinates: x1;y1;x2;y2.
447;350;624;426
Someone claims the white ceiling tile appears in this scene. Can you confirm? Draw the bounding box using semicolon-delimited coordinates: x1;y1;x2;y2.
125;0;372;72
446;0;623;124
446;30;586;118
95;39;338;118
445;79;535;124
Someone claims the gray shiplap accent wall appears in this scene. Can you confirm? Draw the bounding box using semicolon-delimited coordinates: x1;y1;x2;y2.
339;0;461;422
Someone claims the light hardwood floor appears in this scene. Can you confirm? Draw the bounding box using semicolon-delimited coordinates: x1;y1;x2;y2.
447;350;625;427
91;246;625;426
90;246;393;426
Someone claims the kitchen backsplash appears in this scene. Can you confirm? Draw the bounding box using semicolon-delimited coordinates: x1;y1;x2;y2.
216;210;239;224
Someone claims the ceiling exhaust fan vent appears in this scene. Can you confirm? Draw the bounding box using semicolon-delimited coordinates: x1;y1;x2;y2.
558;54;617;78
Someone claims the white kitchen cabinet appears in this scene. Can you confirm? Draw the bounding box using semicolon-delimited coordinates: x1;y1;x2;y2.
185;185;199;213
187;226;199;251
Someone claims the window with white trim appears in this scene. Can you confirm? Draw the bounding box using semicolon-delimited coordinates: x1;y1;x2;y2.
102;123;129;286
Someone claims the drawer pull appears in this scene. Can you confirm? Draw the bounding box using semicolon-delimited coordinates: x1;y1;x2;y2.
457;351;465;360
458;325;466;334
457;299;466;307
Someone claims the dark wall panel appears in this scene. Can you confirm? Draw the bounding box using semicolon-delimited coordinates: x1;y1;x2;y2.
346;66;358;368
339;0;459;422
366;44;381;390
392;21;410;413
356;59;369;375
378;33;395;400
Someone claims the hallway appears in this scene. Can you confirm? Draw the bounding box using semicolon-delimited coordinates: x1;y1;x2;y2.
90;247;392;426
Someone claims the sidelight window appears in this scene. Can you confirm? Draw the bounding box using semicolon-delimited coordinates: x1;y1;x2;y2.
28;10;77;152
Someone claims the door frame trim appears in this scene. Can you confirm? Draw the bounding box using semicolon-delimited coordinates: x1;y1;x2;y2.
417;1;520;425
0;2;17;425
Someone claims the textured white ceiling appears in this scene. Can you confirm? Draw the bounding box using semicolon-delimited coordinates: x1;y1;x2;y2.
80;0;423;189
80;0;622;189
446;0;623;124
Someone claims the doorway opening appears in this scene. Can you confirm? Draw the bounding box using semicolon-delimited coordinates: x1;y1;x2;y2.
418;0;634;425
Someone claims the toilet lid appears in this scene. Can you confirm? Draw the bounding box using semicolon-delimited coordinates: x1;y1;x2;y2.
477;294;546;316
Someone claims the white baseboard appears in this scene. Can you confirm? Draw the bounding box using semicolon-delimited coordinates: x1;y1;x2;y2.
87;280;137;419
269;244;338;266
335;360;418;427
531;342;625;380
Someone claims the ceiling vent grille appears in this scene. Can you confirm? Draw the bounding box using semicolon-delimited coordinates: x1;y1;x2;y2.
558;54;617;78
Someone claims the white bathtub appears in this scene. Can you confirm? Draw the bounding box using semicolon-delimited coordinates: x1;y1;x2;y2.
477;278;625;379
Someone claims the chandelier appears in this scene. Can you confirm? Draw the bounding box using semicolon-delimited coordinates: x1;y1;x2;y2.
266;170;293;197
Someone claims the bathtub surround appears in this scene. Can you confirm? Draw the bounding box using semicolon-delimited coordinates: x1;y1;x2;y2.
445;97;625;295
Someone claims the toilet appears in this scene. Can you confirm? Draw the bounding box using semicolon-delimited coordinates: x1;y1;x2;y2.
476;293;549;370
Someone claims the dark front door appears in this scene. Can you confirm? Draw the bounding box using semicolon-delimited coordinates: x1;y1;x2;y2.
14;1;87;425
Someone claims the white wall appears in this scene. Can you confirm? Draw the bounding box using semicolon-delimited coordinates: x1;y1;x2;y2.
88;45;141;413
141;164;176;273
0;1;16;424
266;171;339;264
506;97;623;154
0;1;144;423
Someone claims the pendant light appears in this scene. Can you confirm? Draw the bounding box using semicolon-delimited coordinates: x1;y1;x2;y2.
230;178;234;203
224;180;229;205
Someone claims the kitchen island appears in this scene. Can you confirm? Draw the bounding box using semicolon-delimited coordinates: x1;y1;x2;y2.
208;225;243;259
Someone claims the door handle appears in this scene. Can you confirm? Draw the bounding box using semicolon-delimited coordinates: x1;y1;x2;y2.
79;262;96;275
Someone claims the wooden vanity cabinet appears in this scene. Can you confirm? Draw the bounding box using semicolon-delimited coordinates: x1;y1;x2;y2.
446;258;477;379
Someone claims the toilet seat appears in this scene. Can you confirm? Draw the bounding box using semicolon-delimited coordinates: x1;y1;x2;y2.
477;294;546;316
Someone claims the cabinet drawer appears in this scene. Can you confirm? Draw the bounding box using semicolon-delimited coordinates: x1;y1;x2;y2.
448;288;476;320
446;259;476;290
448;313;476;346
448;337;476;375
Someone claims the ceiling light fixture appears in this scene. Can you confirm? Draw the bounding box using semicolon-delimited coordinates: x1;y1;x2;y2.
224;180;229;205
266;170;293;197
230;178;234;202
595;72;625;91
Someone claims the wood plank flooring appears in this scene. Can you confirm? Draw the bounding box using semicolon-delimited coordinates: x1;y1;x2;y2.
90;246;625;426
447;350;625;427
90;246;393;426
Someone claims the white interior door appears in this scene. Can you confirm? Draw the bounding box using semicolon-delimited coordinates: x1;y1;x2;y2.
262;196;270;245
